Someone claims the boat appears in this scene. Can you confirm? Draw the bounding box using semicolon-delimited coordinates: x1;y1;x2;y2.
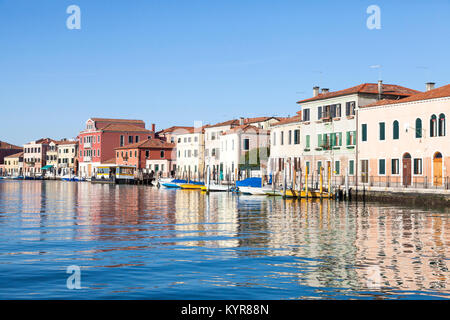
235;177;266;195
179;181;205;190
201;184;229;192
161;179;186;189
263;188;283;196
91;165;136;184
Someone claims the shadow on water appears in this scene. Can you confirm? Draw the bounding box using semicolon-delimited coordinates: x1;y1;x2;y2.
0;180;449;299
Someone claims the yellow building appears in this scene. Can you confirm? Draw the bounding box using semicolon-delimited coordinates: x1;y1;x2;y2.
4;152;24;176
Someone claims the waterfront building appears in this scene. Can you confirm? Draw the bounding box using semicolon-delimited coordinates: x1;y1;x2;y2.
0;141;22;175
77;118;155;178
45;140;60;176
3;152;24;176
358;83;450;188
115;139;176;178
204;117;281;180
175;126;207;180
23;138;54;176
268;115;302;186
219;124;270;181
296;83;420;185
56;140;79;176
156;126;194;144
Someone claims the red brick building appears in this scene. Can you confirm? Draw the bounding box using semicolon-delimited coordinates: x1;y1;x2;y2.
77;118;156;178
115;139;176;177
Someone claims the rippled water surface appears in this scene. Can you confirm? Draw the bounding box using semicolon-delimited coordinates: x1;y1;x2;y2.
0;180;449;299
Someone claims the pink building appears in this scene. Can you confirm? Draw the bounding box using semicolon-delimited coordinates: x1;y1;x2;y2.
23;138;54;176
77;118;156;178
358;83;450;188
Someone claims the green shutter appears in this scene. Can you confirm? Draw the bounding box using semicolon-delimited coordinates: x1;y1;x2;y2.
335;161;340;174
379;122;385;140
331;133;336;147
346;132;350;145
338;133;342;146
306;135;310;148
318;134;322;148
349;160;354;175
362;124;367;141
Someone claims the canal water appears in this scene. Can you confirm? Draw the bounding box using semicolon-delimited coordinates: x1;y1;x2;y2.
0;180;449;299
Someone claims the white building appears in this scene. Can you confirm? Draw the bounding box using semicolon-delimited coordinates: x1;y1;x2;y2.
268;115;302;186
219;124;270;181
297;83;420;185
175;126;206;180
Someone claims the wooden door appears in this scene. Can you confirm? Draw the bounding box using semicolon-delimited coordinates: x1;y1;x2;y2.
434;155;443;186
402;158;411;186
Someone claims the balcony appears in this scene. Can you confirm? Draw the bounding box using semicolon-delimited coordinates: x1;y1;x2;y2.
83;156;92;162
84;142;92;149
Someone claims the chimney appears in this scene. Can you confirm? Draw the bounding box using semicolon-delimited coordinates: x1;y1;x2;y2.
239;117;244;125
321;88;329;94
151;123;156;132
378;80;383;100
426;82;435;92
313;86;320;97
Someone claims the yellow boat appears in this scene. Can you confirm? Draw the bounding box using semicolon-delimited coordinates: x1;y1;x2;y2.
179;184;204;190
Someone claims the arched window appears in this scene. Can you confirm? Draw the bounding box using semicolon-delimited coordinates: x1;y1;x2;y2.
430;115;437;137
415;118;422;138
393;121;399;140
439;114;446;136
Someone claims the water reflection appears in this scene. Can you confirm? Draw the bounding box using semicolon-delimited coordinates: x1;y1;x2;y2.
0;180;448;299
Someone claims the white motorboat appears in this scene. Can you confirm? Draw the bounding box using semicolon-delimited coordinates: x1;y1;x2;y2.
237;186;267;195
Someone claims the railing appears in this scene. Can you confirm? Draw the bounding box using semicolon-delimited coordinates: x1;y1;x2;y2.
84;142;92;149
83;156;92;162
270;174;450;191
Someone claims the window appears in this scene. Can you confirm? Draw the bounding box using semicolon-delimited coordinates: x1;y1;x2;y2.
349;160;355;175
280;132;284;145
146;150;149;158
439;114;446;136
294;130;300;144
379;122;385;140
415;118;422;138
135;136;139;143
393;121;399;140
317;161;322;173
345;131;356;146
272;132;276;146
345;101;356;116
378;159;386;175
288;130;292;144
318;106;323;120
120;135;124;147
305;135;310;148
302;109;310;121
305;161;310;173
335;161;340;175
193;150;198;157
161;150;165;158
391;159;399;175
128;136;133;144
414;158;423;175
317;134;322;148
361;124;367;142
430;115;438;137
243;139;250;151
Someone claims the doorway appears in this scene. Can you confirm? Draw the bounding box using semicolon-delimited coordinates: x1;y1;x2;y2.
433;152;443;186
402;153;412;187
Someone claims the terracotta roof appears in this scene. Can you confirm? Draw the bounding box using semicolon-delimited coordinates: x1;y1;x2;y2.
271;115;302;126
115;138;175;150
56;140;78;146
0;141;22;149
157;126;194;135
296;83;421;104
222;124;269;135
91;118;145;124
4;151;24;158
361;84;450;108
100;123;152;133
208;117;281;128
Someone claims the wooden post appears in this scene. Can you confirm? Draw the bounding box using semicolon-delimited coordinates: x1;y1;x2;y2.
328;165;331;199
305;166;309;199
319;167;323;198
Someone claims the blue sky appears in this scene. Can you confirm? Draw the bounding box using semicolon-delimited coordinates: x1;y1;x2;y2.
1;0;449;146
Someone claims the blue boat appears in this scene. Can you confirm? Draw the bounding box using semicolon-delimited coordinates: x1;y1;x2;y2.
235;177;262;188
